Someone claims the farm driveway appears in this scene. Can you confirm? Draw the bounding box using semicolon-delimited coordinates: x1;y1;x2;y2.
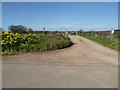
2;35;118;88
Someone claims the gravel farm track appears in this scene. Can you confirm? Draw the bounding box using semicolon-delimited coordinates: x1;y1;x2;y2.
2;35;118;88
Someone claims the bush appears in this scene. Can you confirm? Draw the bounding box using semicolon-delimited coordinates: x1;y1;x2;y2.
1;32;73;55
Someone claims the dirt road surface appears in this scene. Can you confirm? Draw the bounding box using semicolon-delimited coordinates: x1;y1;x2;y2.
2;35;118;88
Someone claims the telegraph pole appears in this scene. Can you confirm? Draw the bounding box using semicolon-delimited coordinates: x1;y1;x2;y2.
110;29;114;41
65;30;68;37
43;27;45;35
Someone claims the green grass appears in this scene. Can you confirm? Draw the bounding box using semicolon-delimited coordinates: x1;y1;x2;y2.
82;35;119;51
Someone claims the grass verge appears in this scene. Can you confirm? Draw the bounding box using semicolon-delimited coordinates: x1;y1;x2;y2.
82;35;120;51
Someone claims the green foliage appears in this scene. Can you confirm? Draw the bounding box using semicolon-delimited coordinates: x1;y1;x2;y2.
1;32;72;55
8;25;28;33
28;28;33;33
78;31;120;51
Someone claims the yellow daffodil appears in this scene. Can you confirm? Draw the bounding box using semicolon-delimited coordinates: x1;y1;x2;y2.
7;35;9;38
4;32;9;34
1;40;6;45
10;41;12;44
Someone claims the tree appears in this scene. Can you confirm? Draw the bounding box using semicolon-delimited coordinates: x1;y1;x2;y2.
8;25;28;33
0;27;3;31
28;28;33;33
79;29;83;32
79;29;83;35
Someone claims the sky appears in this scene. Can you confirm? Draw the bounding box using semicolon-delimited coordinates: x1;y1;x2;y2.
2;0;120;2
2;2;118;31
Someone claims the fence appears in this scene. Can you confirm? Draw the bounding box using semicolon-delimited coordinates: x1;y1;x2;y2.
78;30;120;41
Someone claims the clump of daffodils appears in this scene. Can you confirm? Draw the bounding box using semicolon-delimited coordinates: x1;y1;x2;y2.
1;31;37;51
1;32;21;47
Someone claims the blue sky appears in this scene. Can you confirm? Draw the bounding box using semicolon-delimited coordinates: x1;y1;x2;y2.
2;2;118;31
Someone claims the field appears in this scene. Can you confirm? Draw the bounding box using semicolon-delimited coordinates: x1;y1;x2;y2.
1;31;73;55
78;30;120;51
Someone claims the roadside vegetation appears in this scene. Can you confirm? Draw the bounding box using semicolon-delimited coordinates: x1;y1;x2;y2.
1;25;73;55
78;30;120;51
